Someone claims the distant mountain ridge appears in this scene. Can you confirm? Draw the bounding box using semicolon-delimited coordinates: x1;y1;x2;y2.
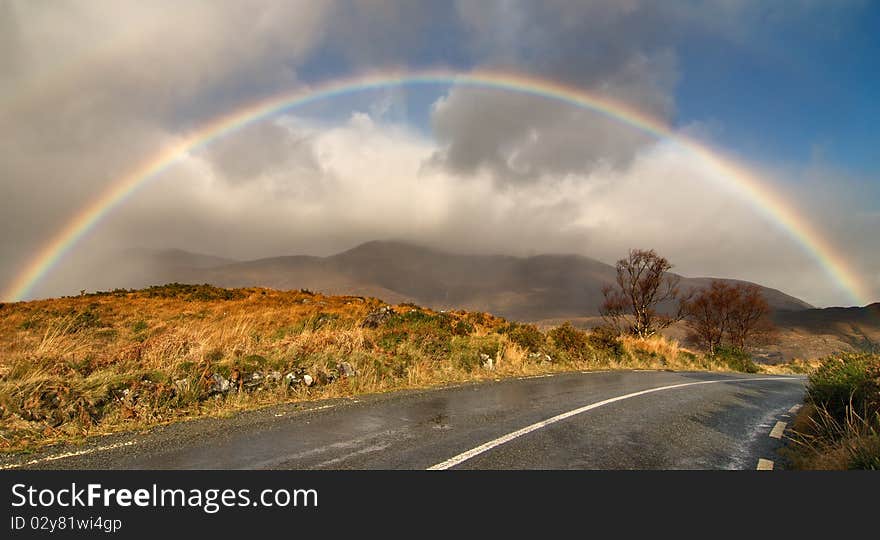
98;240;813;320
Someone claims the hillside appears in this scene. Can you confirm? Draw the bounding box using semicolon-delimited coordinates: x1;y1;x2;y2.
768;303;880;360
86;241;813;320
0;285;775;452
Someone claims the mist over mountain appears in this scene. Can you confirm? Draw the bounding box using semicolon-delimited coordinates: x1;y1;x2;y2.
88;240;812;320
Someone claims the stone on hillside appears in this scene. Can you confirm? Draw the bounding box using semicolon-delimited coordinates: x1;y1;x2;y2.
480;353;494;370
243;371;264;390
338;361;357;378
361;306;395;328
209;373;231;394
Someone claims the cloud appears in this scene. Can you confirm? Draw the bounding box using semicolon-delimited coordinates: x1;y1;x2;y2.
430;1;681;181
0;1;875;308
0;0;332;291
204;121;325;192
26;111;867;307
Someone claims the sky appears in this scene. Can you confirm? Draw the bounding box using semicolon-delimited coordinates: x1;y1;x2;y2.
0;0;878;307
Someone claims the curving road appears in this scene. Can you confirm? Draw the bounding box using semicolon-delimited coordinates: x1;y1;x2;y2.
5;370;805;470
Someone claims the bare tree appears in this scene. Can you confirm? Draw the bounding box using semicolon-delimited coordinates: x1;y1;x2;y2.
600;249;688;339
683;280;774;355
683;281;737;356
599;284;629;336
728;284;774;349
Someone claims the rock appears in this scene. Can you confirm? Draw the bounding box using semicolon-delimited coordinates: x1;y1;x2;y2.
361;306;395;328
209;373;231;394
480;353;494;370
266;370;282;382
242;371;264;390
338;362;357;378
302;374;314;387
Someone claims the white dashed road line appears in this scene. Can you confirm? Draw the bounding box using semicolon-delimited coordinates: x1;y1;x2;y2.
0;440;137;470
756;458;774;470
769;421;787;439
427;376;800;470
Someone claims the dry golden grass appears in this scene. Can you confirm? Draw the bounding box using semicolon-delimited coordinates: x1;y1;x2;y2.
0;284;808;453
759;358;820;375
785;403;880;469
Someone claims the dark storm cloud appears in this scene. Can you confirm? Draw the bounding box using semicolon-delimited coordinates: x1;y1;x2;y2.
429;1;682;181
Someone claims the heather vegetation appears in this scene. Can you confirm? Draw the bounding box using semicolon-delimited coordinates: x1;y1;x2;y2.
0;284;797;452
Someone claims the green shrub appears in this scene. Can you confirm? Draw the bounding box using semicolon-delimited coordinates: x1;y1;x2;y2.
386;353;413;379
377;331;407;351
204;348;224;363
66;308;104;333
714;346;759;373
309;312;341;330
450;336;501;372
132;320;149;333
378;311;455;358
808;354;880;422
240;354;268;369
19;317;40;330
547;323;592;361
587;326;623;357
452;319;475;336
501;323;546;353
144;283;245;301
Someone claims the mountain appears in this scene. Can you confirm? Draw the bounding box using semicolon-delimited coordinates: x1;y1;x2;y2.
99;240;812;320
766;303;880;359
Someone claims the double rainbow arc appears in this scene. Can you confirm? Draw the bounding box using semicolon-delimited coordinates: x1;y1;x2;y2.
2;69;869;305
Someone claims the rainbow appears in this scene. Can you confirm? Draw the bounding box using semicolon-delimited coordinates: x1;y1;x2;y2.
2;69;870;305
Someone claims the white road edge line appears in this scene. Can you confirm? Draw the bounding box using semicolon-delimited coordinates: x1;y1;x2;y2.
0;440;137;470
756;458;774;470
427;376;799;470
769;421;787;439
2;401;345;470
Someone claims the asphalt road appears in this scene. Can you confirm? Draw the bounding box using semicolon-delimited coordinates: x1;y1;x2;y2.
4;370;805;470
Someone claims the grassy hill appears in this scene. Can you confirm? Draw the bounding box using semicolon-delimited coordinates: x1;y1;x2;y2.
0;284;802;453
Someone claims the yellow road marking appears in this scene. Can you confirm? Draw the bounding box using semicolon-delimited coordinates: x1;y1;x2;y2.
756;458;774;470
769;421;787;439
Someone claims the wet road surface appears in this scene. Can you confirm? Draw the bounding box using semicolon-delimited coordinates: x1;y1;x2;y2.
5;370;805;470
